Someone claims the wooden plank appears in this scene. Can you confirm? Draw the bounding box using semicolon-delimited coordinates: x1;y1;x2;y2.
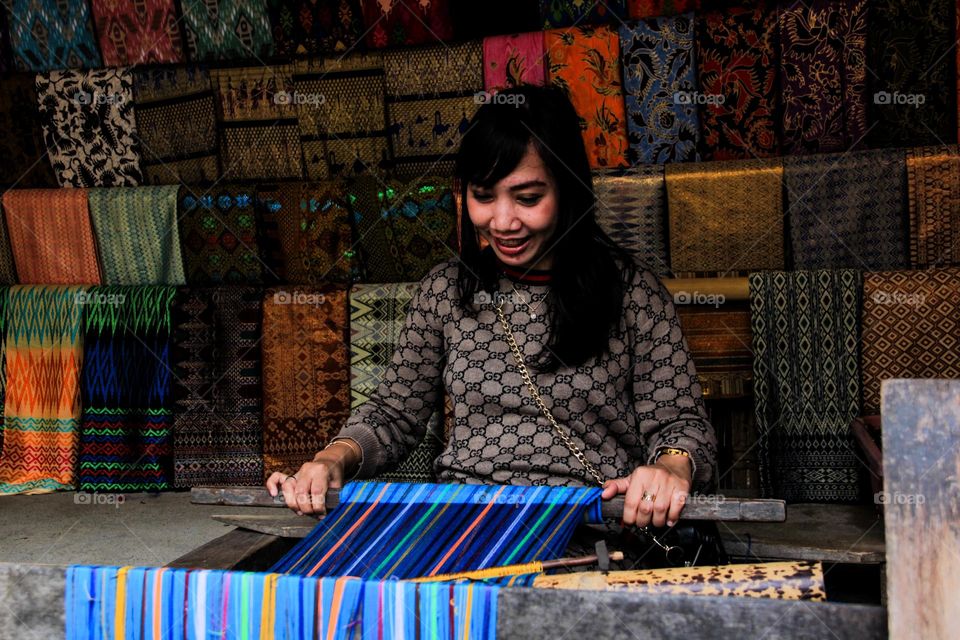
883;379;960;640
192;486;786;522
165;528;297;571
211;514;317;538
719;504;885;564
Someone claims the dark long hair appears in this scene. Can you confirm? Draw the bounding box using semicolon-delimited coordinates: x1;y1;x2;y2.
454;84;636;372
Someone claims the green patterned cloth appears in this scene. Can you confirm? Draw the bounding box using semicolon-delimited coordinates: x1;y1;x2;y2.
750;270;864;503
88;187;185;285
179;0;274;60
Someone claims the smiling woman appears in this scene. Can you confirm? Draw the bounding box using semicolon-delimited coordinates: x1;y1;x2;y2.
267;84;718;567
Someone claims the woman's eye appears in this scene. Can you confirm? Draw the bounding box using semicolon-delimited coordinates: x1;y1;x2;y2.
472;193;493;203
517;195;542;206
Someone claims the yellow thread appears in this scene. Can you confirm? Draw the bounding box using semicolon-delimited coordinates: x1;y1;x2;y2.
409;561;544;583
114;566;132;640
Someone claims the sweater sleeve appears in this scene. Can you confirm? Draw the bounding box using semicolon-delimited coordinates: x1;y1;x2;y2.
627;269;718;492
334;266;448;478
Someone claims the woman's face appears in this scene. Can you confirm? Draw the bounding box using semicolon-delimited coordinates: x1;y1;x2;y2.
466;144;559;270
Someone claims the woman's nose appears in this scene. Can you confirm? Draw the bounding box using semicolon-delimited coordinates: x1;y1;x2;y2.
490;198;522;232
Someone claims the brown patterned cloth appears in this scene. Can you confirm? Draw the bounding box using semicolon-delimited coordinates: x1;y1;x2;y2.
262;286;351;478
861;269;960;414
906;146;960;268
133;66;220;185
0;73;56;187
212;65;304;181
292;54;392;181
676;301;753;400
666;158;784;276
593;167;668;275
0;202;17;283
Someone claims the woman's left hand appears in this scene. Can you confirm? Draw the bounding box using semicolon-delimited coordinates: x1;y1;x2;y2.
601;455;693;528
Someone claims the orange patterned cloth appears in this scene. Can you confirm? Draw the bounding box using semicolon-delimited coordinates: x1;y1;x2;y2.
906;146;960;268
2;189;102;284
0;285;86;494
261;286;351;478
545;25;629;169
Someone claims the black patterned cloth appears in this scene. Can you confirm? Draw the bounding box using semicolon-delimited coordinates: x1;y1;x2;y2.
266;0;364;56
750;270;864;503
0;73;56;188
593;167;669;275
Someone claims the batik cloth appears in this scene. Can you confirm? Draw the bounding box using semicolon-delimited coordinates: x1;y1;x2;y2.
676;302;753;399
778;0;867;155
2;189;102;284
628;0;697;18
0;73;56;187
359;0;454;48
262;286;350;479
212;65;304;181
783;149;907;270
266;0;364;56
177;187;266;285
36;69;143;188
906;146;960;267
383;42;483;178
4;0;101;71
750;270;863;503
87;187;185;285
861;269;960;414
619;12;699;164
89;0;184;66
350;283;446;483
539;0;627;28
666;159;784;275
78;286;175;491
172;287;263;487
179;0;274;60
483;31;546;93
867;0;956;147
133;66;220;186
593;167;669;275
695;2;779;160
0;285;86;494
0;204;16;283
293;54;391;181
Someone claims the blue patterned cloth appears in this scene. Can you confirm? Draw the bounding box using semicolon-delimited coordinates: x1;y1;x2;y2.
5;0;101;71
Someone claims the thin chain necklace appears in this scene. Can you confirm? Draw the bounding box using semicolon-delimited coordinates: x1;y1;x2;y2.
511;285;549;320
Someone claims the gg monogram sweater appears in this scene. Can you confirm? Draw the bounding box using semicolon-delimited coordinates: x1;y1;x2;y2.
336;258;718;491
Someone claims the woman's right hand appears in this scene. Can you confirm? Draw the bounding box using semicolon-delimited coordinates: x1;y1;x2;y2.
265;440;360;516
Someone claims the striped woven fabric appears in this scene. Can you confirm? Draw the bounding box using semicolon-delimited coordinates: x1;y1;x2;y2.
262;287;350;479
906;146;960;267
593;167;669;275
4;0;101;71
750;270;863;503
66;565;499;640
89;0;184;66
88;187;185;285
0;286;86;494
78;286;176;491
172;287;263;488
483;31;546;92
271;481;602;580
179;0;274;60
0;289;7;451
2;189;102;285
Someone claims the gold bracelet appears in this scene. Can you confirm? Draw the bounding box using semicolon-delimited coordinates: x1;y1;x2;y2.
324;438;361;460
655;447;690;462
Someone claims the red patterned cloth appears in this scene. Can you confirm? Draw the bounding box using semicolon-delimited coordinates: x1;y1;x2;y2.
90;0;184;66
483;32;546;92
359;0;453;48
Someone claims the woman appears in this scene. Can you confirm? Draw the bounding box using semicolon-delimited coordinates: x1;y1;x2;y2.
267;84;717;558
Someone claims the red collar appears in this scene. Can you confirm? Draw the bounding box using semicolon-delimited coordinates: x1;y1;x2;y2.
497;261;553;285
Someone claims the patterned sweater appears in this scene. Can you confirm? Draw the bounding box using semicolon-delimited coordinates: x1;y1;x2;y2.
336;258;718;491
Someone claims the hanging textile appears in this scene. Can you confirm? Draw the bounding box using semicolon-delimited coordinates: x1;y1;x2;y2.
36;69;143;188
177;187;266;285
87;187;185;285
262;286;350;479
4;0;101;71
256;182;353;284
0;285;86;494
0;289;7;450
212;65;304;181
750;270;863;503
66;565;499;640
861;269;960;415
666;158;784;276
539;0;627;28
0;204;15;284
694;2;779;160
359;0;454;48
179;0;274;60
2;189;102;285
483;32;546;93
451;1;541;40
628;0;697;18
0;73;56;187
78;286;175;491
593;167;669;275
266;0;364;56
545;25;629;169
89;0;184;66
867;0;956;147
133;66;220;186
676;302;753;399
350;283;446;483
619;13;699;164
172;287;263;488
906;146;960;268
383;42;482;179
783;149;907;270
293;53;392;181
0;7;9;72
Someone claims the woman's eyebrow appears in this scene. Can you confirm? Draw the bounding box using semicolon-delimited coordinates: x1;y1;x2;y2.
507;180;547;191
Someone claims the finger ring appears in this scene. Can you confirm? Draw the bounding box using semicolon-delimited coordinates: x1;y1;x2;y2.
642;492;655;502
282;475;295;483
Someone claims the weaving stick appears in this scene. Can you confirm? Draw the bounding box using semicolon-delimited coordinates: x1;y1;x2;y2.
191;486;786;522
407;551;626;583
